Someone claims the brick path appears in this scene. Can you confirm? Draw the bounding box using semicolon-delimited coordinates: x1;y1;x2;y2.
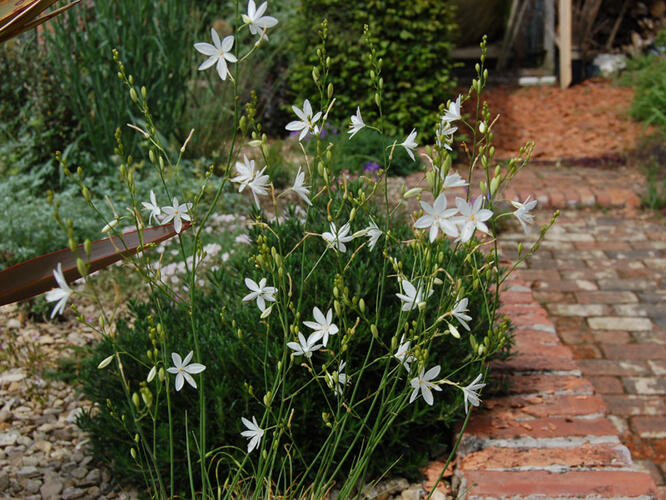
415;164;664;498
503;207;666;497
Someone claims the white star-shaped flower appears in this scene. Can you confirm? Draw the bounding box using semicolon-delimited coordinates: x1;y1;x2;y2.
330;361;348;396
161;198;192;234
442;172;468;189
194;28;237;81
455;197;493;242
166;351;206;391
303;307;338;346
452;297;472;331
141;190;161;225
395;279;433;312
322;221;353;253
400;129;418;161
241;416;264;453
45;263;73;319
348;106;365;139
242;277;276;312
436;120;457;151
242;0;278;39
285;99;321;141
287;332;322;359
248;166;270;208
511;195;538;234
409;365;442;405
461;373;486;414
365;220;382;251
291;166;311;206
443;94;462;123
395;335;416;373
414;193;459;242
231;155;256;193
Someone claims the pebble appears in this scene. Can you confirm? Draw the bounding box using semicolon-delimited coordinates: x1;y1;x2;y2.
40;480;64;499
0;470;8;491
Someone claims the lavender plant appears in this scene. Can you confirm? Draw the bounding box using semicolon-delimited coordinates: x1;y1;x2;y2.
44;3;556;497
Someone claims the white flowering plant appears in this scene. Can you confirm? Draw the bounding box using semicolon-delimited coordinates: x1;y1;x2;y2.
47;5;557;497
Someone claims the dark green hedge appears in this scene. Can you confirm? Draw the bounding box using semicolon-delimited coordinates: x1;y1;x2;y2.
286;0;458;140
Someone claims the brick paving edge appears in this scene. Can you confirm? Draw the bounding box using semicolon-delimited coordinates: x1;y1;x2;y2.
447;278;659;499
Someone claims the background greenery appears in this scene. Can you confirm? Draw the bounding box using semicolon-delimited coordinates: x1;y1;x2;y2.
286;0;458;140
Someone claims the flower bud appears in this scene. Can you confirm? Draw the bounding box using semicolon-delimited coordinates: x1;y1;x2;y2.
82;185;91;202
84;239;92;257
130;88;139;103
158;367;166;382
403;187;422;199
359;298;365;313
130;448;137;459
98;355;114;369
147;366;157;383
263;391;272;407
370;324;378;339
132;392;141;408
76;258;87;278
140;387;153;408
327;83;334;99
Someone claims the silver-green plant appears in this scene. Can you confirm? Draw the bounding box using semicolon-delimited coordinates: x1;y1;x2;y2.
44;3;556;498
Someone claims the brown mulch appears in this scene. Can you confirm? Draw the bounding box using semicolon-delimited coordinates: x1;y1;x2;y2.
478;78;649;161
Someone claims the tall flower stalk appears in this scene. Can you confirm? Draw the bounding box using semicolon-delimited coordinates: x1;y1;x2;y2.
49;5;558;498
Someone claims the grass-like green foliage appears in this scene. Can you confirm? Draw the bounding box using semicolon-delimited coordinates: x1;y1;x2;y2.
44;0;195;166
77;185;511;493
286;2;457;140
622;31;666;136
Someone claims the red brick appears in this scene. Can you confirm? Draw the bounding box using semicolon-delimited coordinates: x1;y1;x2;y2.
507;374;594;395
590;330;632;344
481;394;607;420
604;395;666;417
576;359;651;376
516;269;561;282
574;241;632;251
499;291;533;305
492;353;579;373
623;377;666;395
602;344;666;360
558;328;595;345
462;470;658;497
460;443;632;471
570;344;602;359
512;338;573;358
465;414;617;440
588;376;624;394
532;291;573;303
632;417;666;439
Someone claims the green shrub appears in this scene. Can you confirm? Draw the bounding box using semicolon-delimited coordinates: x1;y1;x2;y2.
0;35;81;185
77;185;511;492
308;126;424;177
286;1;457;139
44;0;196;167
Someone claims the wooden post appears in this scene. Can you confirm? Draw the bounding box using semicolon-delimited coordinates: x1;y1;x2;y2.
559;0;572;88
543;0;555;74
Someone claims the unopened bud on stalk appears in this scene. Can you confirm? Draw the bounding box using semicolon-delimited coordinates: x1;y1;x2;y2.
349;208;356;222
130;88;139;103
518;242;524;255
158;367;165;382
132;392;140;409
84;239;92;257
147;366;157;383
98;355;114;369
494;164;501;177
312;67;319;82
371;324;379;339
490;176;499;195
374;93;381;107
140;387;153;408
359;298;366;313
334;300;342;316
130;448;137;459
76;258;87;278
327;83;334;99
263;391;272;406
403;187;422;199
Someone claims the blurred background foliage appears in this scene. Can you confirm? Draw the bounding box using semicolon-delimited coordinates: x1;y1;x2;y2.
0;0;461;270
